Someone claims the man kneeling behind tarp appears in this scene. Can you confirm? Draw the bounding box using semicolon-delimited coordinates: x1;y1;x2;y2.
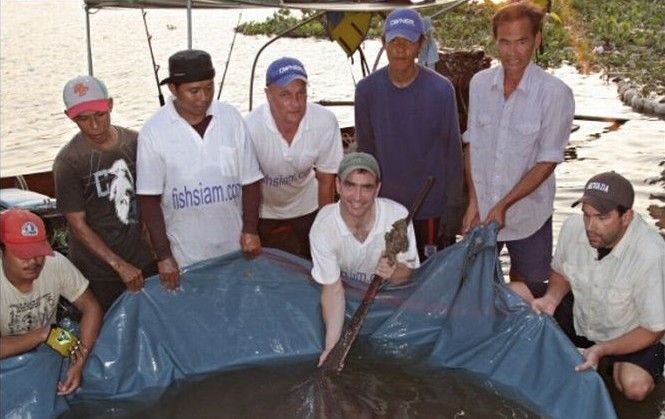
0;209;102;395
511;171;665;401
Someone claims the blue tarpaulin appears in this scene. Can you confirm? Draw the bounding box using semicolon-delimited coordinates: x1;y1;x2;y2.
0;225;617;418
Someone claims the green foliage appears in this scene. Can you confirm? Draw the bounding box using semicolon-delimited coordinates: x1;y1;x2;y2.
432;0;664;95
49;227;68;253
235;9;327;38
430;1;495;51
569;0;665;95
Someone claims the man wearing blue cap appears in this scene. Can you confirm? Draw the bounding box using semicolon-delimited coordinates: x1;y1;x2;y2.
245;57;343;259
137;50;264;290
355;8;464;262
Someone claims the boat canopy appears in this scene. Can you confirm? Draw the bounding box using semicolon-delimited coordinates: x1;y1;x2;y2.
84;0;247;9
83;0;464;11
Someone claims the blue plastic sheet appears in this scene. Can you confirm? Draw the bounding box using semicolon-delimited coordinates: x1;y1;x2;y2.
0;225;616;419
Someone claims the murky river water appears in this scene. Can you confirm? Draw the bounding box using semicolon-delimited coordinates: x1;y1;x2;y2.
2;1;664;418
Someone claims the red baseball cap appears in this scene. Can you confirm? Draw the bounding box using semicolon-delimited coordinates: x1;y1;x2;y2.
0;209;53;259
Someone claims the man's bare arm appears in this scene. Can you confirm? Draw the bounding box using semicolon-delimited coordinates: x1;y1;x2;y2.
65;212;144;292
315;172;336;208
0;327;49;359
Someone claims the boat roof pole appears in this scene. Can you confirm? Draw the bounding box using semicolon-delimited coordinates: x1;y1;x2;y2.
85;5;93;75
187;0;193;49
248;11;324;111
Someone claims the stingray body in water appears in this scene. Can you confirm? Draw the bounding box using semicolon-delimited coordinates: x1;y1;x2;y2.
72;358;539;418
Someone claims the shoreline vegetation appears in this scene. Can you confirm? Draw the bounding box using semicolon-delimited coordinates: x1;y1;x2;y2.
236;0;665;113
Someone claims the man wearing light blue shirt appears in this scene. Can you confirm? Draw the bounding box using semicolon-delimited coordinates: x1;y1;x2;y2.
462;1;575;290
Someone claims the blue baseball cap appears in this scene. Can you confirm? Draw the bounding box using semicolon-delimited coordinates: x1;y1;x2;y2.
383;8;424;43
265;57;308;87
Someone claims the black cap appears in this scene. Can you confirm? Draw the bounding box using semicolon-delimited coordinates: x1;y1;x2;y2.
160;49;216;86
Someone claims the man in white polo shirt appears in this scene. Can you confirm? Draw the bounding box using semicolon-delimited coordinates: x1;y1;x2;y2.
309;152;419;365
137;50;264;290
245;57;343;259
511;172;665;401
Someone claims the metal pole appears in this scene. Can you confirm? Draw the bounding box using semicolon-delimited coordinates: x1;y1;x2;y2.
187;0;193;49
85;5;93;75
248;11;324;111
142;8;165;106
218;12;242;100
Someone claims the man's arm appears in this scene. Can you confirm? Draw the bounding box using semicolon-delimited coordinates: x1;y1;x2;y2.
318;279;345;367
241;180;262;258
461;144;480;234
531;269;571;315
354;84;375;155
57;288;102;395
441;85;464;240
315;172;336;208
65;212;144;292
138;194;180;290
577;328;665;372
0;327;50;359
483;161;557;227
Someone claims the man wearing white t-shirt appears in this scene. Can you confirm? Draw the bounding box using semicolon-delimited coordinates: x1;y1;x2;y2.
0;209;102;395
137;50;264;290
245;57;343;259
309;152;419;365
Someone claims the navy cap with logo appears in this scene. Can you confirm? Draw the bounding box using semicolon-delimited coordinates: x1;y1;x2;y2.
572;171;634;214
160;49;216;86
266;57;308;87
383;8;424;43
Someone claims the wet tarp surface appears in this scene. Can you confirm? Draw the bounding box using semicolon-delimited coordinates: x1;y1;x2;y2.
0;225;617;419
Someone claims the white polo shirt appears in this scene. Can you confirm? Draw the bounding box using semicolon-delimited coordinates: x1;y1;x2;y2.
1;251;88;336
245;103;343;219
463;62;575;241
310;198;420;287
552;213;665;344
137;97;263;267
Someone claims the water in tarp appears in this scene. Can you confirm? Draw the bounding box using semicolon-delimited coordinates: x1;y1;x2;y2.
61;354;541;418
2;225;617;419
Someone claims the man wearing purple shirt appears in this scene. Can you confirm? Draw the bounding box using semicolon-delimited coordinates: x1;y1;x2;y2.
355;8;464;260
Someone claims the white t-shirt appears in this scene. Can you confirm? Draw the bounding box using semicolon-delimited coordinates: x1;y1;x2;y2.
1;252;88;336
137;98;263;267
552;213;665;344
245;103;343;219
310;198;420;287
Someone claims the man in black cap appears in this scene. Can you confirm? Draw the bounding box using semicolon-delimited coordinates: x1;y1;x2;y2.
510;171;665;401
136;49;264;291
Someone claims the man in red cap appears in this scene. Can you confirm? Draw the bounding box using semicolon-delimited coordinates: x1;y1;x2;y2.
0;209;102;395
510;172;665;401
